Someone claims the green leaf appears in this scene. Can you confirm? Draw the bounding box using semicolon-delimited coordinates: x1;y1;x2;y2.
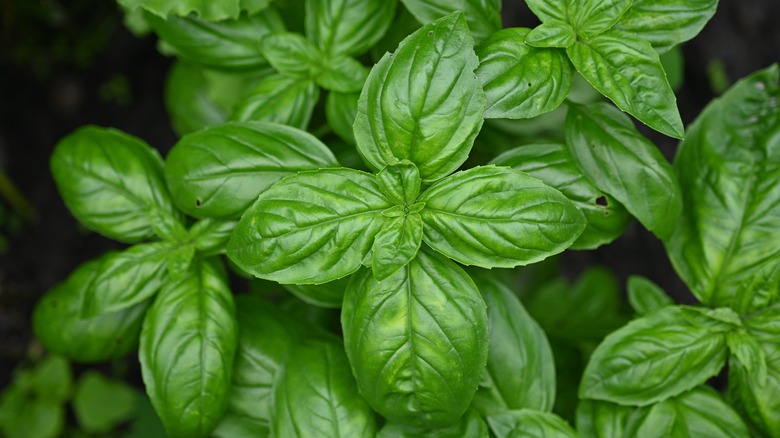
566;102;682;240
164;61;228;136
615;0;719;53
419;166;586;268
476;28;572;119
305;0;397;56
342;250;488;428
230;74;320;129
371;213;423;280
624;386;749;438
487;409;577;438
491;143;631;250
325;91;359;145
524;0;567;23
282;277;350;309
29;356;72;404
471;272;556;415
576;399;635;438
525;21;577;48
227;168;391;284
0;380;64;438
166;244;196;280
146;10;284;71
567;30;684;138
354;12;485;182
568;0;633;40
579;306;732;406
82;242;170;317
51;126;177;243
165;121;338;219
377;409;488;437
376;161;422;205
272;339;377;436
665;65;780;313
627;275;674;316
260;32;321;76
188;218;237;254
727;330;768;386
117;0;272;21
73;371;138;434
400;0;501;42
317;55;369;93
140;261;238;438
33;258;150;363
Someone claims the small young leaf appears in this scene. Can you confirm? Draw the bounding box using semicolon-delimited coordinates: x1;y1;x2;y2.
0;381;64;438
148;208;188;243
487;409;577;438
419;166;586;268
354;12;485;182
580;306;731;406
227;168;391;284
476;28;572;119
305;0;397;56
400;0;502;42
377;409;488;437
325;91;359;145
727;330;768;386
165;245;196;280
73;371;138;434
567;0;633;40
188;218;237;254
272;339;377;437
316;55;369;93
524;0;567;23
376;161;422;205
627;275;674;316
615;0;719;53
51;126;177;243
165;121;338;219
567;30;684;138
140;261;237;438
576;399;635;438
230;74;319;129
371;213;423;280
260;32;321;76
342;250;488;428
29;356;72;404
525;21;576;48
566;102;682;240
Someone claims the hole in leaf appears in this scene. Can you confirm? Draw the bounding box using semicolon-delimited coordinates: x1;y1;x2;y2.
195;199;202;208
595;195;608;206
528;82;532;87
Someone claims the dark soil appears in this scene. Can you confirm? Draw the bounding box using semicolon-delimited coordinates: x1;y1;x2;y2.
1;0;779;390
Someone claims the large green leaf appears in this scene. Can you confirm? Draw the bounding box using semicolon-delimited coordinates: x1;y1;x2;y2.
342;250;488;428
227;168;391;284
272;339;377;436
579;306;734;406
230;74;319;129
164;61;228;136
33;258;150;363
615;0;719;53
491;143;631;250
567;30;684;139
377;409;488;437
487;409;577;438
354;12;485;182
665;65;780;313
567;0;633;40
400;0;501;42
165;121;337;219
146;10;284;71
566;102;682;240
117;0;273;21
471;272;556;415
51;126;177;243
139;262;237;438
576;399;635;438
419;166;586;268
305;0;397;56
476;28;572;119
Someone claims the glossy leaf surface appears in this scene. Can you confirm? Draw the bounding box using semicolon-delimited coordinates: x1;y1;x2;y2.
627;275;674;316
317;55;369;93
576;399;635;438
525;21;576;48
117;0;272;21
305;0;397;56
260;32;321;76
342;250;488;428
189;218;237;254
371;213;423;280
377;409;488;437
616;0;719;53
487;409;577;438
524;0;567;23
230;74;319;129
400;0;501;42
419;166;586;268
568;0;633;40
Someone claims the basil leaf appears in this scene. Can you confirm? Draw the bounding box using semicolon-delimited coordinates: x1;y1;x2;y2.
419;166;586;268
0;380;64;438
140;261;238;438
576;399;635;438
227;168;391;284
371;213;423;280
148;208;188;244
471;272;556;415
188;218;238;254
72;371;138;434
624;387;749;438
342;250;488;428
147;10;284;71
305;0;397;56
579;306;732;406
82;242;170;317
377;409;488;437
317;55;369;93
567;30;684;139
354;12;485;182
51;126;177;243
568;0;633;40
230;74;319;129
400;0;501;42
627;275;674;316
524;0;567;23
281;277;349;309
615;0;719;53
117;0;251;21
727;330;768;387
165;121;338;219
165;245;196;280
476;28;572;119
525;21;576;48
325;91;359;145
487;409;577;438
566;102;682;240
376;161;422;205
165;61;228;136
272;339;377;437
260;32;321;76
666;65;780;313
491;143;631;250
32;258;149;363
